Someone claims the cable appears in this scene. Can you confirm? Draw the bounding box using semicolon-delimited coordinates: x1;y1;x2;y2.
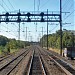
66;3;74;11
0;27;18;38
0;3;7;12
49;23;59;33
63;25;74;27
63;3;74;22
37;0;40;11
34;0;35;13
63;9;75;21
2;0;11;11
0;23;18;37
8;0;15;10
40;0;49;9
62;0;71;10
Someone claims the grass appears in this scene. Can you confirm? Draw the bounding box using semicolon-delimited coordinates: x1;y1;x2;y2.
10;49;19;53
49;47;64;55
0;50;2;55
0;48;19;56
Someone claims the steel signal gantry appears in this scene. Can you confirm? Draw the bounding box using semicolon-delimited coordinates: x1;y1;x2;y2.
0;11;60;23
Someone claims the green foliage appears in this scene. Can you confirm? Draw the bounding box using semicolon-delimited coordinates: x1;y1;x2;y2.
0;46;4;54
40;29;75;49
0;35;9;46
6;39;18;49
0;35;30;55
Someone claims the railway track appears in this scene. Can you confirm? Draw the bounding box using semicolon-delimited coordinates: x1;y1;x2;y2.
0;49;30;75
26;48;46;75
48;54;75;75
0;49;27;67
0;54;12;62
38;47;75;75
41;47;75;75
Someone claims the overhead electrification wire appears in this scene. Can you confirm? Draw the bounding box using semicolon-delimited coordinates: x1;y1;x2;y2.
62;0;74;27
49;23;59;33
63;9;75;21
8;0;15;10
62;0;70;10
39;0;49;9
0;23;18;37
37;0;40;11
2;24;16;32
0;3;7;12
0;26;18;38
63;24;74;27
2;0;11;11
34;0;35;13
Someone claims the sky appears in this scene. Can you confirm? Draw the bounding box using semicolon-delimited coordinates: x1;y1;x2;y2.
0;0;74;42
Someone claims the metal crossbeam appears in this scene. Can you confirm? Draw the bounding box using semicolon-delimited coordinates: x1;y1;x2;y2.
0;12;60;23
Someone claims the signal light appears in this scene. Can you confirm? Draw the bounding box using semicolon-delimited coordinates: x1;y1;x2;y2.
5;12;9;16
40;12;44;16
27;18;31;22
41;17;44;22
17;12;21;16
27;12;31;17
27;12;31;22
40;12;44;22
17;16;21;22
6;18;9;22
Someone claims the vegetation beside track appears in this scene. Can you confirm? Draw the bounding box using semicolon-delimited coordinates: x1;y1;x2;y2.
0;35;30;55
40;29;75;50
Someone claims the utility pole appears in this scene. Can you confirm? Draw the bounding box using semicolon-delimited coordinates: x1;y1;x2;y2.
18;9;21;48
41;27;44;48
60;0;62;55
22;23;26;48
30;36;32;42
28;31;31;42
72;32;74;47
40;27;46;48
47;9;48;50
18;22;20;40
26;27;28;41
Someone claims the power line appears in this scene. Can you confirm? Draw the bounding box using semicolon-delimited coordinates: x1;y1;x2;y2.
0;23;18;37
49;24;59;33
62;0;71;10
2;0;11;11
37;0;40;11
62;24;74;28
63;9;75;21
39;0;49;9
0;27;18;38
8;0;15;10
34;0;35;13
62;1;74;22
0;3;7;12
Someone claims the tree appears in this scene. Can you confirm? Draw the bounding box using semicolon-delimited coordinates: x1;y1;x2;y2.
40;30;75;49
0;35;9;46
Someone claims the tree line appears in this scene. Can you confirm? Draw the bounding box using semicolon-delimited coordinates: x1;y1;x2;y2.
0;35;30;54
40;29;75;49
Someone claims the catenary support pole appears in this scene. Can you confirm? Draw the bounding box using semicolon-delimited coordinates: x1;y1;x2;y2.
60;0;62;55
47;9;48;50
